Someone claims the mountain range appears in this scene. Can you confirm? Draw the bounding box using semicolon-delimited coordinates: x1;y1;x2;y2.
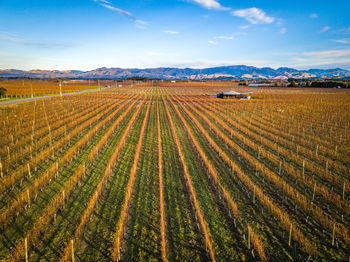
1;66;350;80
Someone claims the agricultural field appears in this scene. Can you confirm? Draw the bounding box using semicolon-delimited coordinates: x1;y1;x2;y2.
0;85;349;261
0;79;132;98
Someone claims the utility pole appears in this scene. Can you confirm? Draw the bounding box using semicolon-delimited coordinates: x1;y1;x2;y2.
30;83;33;98
59;80;62;97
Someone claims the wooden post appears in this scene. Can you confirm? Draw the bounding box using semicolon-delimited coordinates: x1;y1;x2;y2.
27;189;30;208
48;126;52;147
248;226;251;249
30;83;33;98
253;186;255;204
71;239;75;262
279;161;282;175
59;80;62;97
343;182;346;200
63;190;65;208
288;223;292;246
25;237;28;262
27;164;31;179
332;223;335;246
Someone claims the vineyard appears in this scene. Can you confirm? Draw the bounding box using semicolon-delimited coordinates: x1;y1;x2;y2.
0;85;349;261
0;79;132;98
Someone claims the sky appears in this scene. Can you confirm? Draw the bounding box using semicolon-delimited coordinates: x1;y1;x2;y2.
1;0;350;70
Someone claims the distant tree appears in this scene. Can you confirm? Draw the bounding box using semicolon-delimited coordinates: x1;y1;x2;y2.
289;80;297;87
0;87;7;97
310;81;349;88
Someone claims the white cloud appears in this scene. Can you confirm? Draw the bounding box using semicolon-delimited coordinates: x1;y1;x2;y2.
310;13;318;19
191;0;228;10
290;57;308;62
338;27;350;34
240;25;249;30
280;28;287;34
135;20;148;29
0;34;24;43
284;49;350;69
214;36;234;40
99;3;135;19
303;49;350;58
94;0;148;27
208;40;218;44
320;26;331;33
333;39;350;44
232;7;275;24
0;33;77;48
98;0;111;4
291;58;350;69
164;59;272;69
0;51;80;71
136;20;148;25
164;30;180;35
234;31;248;36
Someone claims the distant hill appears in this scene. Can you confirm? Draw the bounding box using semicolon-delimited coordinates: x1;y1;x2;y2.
1;65;349;79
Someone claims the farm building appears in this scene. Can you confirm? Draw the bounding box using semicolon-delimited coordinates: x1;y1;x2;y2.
248;83;273;87
217;91;252;100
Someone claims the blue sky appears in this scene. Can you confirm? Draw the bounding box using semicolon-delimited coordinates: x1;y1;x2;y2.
1;0;350;70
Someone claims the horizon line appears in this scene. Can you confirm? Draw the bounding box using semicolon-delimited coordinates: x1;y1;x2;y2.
0;65;348;71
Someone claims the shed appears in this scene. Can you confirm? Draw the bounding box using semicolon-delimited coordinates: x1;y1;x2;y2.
248;84;272;87
217;91;252;100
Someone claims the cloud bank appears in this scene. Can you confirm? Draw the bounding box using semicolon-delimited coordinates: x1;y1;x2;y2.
303;49;350;58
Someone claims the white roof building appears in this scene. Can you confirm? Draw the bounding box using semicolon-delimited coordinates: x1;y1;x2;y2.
217;91;252;99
